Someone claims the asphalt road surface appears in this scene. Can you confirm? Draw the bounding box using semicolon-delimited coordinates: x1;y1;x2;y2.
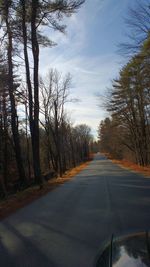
0;154;150;267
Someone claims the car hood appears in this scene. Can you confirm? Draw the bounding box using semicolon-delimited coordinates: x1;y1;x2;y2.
96;232;150;267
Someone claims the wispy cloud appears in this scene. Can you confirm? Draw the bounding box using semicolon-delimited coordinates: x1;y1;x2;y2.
39;0;130;138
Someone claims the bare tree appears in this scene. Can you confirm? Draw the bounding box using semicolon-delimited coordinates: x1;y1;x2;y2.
119;0;150;56
40;69;71;176
17;0;85;184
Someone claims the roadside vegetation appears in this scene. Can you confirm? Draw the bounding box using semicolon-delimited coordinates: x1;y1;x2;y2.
98;1;150;171
0;0;95;201
0;159;92;220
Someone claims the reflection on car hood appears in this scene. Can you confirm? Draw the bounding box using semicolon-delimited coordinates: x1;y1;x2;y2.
96;232;150;267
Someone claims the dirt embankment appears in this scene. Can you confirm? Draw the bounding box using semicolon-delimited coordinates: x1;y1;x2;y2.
103;153;150;178
112;159;150;177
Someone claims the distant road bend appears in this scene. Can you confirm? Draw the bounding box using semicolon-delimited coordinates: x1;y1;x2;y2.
0;154;150;267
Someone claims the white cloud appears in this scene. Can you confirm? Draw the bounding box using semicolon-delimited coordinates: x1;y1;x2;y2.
40;47;122;138
39;1;124;138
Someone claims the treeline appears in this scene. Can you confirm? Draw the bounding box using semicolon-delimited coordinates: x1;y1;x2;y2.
98;1;150;166
0;0;92;199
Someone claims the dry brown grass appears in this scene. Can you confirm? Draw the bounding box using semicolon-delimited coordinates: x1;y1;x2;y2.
0;159;92;221
112;159;150;178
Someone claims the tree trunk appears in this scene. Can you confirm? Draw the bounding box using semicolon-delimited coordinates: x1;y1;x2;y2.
3;91;8;186
31;0;43;185
5;3;27;185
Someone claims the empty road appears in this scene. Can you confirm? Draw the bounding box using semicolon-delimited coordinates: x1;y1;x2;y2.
0;154;150;267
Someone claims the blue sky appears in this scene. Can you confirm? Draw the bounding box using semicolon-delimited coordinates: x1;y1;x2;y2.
39;0;142;138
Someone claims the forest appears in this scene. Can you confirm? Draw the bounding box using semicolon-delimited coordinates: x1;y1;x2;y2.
0;0;94;199
98;1;150;167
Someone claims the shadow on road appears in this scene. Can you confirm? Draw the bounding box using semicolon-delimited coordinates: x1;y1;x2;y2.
0;154;150;267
